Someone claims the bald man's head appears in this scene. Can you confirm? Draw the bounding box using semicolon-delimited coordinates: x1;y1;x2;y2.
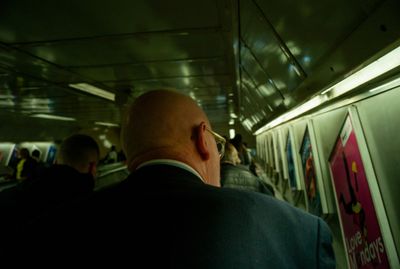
121;90;221;186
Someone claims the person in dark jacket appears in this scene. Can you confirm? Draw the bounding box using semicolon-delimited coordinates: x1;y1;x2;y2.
0;134;99;238
220;142;274;196
7;90;335;268
24;134;99;211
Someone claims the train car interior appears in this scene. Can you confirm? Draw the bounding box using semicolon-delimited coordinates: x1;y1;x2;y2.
1;0;399;267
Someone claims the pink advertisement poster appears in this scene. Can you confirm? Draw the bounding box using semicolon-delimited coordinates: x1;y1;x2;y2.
329;116;389;268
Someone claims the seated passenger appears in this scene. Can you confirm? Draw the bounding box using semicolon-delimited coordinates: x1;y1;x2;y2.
8;90;335;268
220;142;274;196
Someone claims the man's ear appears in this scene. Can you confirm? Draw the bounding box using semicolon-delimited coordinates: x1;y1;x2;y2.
194;122;210;160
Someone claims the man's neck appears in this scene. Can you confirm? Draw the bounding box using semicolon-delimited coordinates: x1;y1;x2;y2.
137;159;205;183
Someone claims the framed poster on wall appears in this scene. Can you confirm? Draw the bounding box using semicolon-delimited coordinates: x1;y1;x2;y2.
286;131;297;191
278;128;289;181
263;135;269;166
46;145;57;165
329;112;391;268
7;145;19;168
299;127;322;216
269;133;275;172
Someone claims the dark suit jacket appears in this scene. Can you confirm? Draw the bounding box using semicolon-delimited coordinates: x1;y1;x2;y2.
0;165;95;241
8;164;335;268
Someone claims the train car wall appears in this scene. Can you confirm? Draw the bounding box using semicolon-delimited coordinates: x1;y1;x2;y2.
355;85;400;264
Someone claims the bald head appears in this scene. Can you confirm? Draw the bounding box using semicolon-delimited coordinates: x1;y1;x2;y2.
121;90;221;186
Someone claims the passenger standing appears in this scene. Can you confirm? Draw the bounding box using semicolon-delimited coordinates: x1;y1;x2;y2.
30;134;100;203
230;134;251;166
117;149;126;162
10;90;335;268
14;148;37;182
242;142;252;165
0;134;99;238
31;149;45;178
220;142;274;196
31;149;41;163
105;145;118;163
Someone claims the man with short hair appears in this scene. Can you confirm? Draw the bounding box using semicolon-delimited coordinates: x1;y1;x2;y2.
26;134;100;208
57;133;99;178
0;134;99;237
11;90;335;268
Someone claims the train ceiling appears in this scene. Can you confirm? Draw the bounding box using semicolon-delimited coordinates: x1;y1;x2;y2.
0;0;399;137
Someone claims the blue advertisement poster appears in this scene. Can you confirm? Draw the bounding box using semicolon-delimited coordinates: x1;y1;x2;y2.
286;133;297;190
299;128;322;216
46;145;57;165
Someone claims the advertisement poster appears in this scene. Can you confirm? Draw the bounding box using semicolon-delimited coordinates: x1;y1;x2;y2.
46;145;57;165
286;133;297;190
274;132;283;174
264;136;268;163
7;146;19;167
299;128;322;216
269;135;275;171
329;116;389;268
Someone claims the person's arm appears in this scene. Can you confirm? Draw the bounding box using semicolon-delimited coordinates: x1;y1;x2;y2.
317;219;336;268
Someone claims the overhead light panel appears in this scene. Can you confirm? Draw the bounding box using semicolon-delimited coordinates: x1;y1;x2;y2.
230;112;238;119
320;45;400;96
69;83;115;101
369;76;400;93
229;129;236;139
255;44;400;135
95;121;119;127
254;95;327;135
31;114;76;121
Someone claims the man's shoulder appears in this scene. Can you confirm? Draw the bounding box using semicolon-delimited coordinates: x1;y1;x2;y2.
218;187;316;221
91;168;319;233
11;169;334;268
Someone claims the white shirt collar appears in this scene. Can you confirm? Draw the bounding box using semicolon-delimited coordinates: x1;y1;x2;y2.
136;159;205;183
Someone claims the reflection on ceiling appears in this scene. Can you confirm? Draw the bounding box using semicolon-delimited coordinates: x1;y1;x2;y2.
0;0;399;141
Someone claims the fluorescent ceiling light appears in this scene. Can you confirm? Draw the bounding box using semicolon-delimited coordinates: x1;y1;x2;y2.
69;83;115;101
230;112;237;119
369;76;400;93
254;95;327;135
95;121;119;127
31;114;76;121
320;45;400;96
229;129;236;139
255;44;400;135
